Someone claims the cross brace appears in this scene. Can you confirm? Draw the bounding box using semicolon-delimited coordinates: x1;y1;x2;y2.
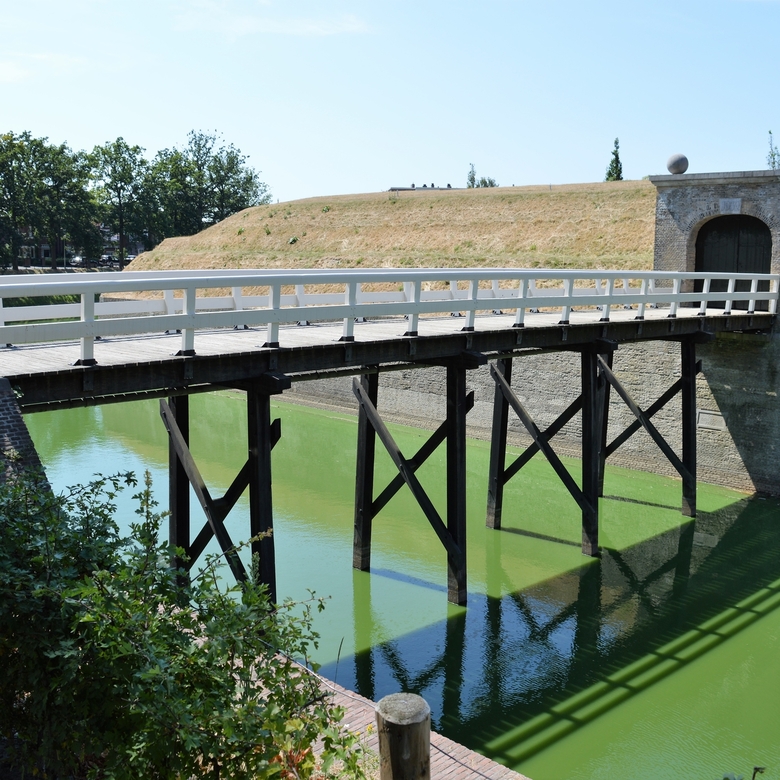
352;362;474;604
486;357;607;554
162;378;285;601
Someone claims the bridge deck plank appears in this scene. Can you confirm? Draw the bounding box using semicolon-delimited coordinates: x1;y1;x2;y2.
0;306;748;378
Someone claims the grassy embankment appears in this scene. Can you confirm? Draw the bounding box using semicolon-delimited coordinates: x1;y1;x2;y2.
128;180;656;274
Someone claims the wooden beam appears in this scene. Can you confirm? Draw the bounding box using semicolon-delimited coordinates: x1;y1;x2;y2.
605;362;701;458
581;350;600;556
160;398;247;582
681;338;697;517
187;420;281;565
354;371;378;571
247;385;277;603
372;391;474;517
446;364;468;605
486;358;512;530
502;395;583;484
597;356;693;484
168;394;190;572
352;378;461;561
489;362;594;517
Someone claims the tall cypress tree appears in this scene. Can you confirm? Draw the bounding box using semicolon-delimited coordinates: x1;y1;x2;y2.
605;137;623;181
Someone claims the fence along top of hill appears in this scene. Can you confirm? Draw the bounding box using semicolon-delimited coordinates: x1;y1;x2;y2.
0;268;777;363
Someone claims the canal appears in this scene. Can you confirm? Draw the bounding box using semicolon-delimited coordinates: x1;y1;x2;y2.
25;391;780;779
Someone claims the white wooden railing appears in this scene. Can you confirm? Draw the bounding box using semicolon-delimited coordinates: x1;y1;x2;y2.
0;268;776;363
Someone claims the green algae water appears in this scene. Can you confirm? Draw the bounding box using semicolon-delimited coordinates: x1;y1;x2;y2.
25;393;780;780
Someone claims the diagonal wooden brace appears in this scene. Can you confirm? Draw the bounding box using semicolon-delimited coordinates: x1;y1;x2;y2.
161;398;247;582
352;378;462;562
161;401;281;583
503;395;583;484
605;361;701;458
489;362;594;517
188;419;282;563
597;355;693;484
371;391;475;517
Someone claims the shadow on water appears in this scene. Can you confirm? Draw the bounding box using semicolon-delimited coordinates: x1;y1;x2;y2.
319;494;780;767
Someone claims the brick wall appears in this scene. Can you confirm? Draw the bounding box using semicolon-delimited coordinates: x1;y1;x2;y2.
0;377;45;483
650;170;780;273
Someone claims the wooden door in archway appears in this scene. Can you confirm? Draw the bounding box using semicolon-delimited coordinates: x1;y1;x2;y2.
695;215;772;309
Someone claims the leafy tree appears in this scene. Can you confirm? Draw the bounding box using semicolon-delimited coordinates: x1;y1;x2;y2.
466;163;498;188
0;131;46;271
605;137;623;181
210;140;270;222
90;138;148;269
0;465;365;779
768;130;780;170
38;142;102;269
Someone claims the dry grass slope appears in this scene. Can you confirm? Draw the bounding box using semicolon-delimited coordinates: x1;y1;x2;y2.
129;180;655;273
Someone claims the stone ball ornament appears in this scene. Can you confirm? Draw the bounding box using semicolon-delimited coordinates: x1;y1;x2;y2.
667;154;689;174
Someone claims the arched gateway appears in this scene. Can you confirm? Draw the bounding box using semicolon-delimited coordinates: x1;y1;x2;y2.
651;169;780;290
694;214;772;309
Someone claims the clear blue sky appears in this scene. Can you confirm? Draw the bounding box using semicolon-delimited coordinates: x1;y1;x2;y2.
3;0;778;203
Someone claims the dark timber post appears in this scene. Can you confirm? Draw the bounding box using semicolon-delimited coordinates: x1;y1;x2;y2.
681;339;697;517
486;357;512;530
168;394;190;569
597;351;613;498
447;364;468;605
247;384;277;604
581;349;600;556
354;370;379;570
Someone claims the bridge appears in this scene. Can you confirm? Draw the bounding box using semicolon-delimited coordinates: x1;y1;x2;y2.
1;267;776;604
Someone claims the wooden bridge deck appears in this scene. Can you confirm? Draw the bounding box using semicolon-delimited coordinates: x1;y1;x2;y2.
0;306;773;412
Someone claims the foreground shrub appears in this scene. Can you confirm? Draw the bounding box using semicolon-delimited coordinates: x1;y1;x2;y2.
0;466;363;779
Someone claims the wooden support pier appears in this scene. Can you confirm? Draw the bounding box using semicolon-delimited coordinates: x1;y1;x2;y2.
352;352;485;605
485;332;711;559
162;372;290;602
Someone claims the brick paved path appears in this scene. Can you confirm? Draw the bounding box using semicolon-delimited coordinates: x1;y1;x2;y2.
321;678;531;780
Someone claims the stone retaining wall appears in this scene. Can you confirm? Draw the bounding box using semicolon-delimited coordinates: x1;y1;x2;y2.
287;327;780;495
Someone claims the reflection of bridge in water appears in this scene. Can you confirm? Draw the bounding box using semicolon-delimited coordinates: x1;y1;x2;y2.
336;494;780;766
1;267;777;607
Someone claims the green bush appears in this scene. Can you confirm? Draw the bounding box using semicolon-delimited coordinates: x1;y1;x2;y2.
0;466;364;779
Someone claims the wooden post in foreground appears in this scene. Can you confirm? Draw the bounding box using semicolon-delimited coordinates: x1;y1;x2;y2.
376;693;431;780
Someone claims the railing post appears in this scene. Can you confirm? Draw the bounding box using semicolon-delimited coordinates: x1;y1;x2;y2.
405;280;421;336
463;279;478;331
376;693;431;780
600;277;614;321
748;277;758;315
180;286;196;356
341;282;357;341
265;284;281;347
559;278;573;324
77;291;97;366
513;277;529;327
724;276;735;315
668;277;681;318
698;277;710;316
636;278;648;320
448;280;461;317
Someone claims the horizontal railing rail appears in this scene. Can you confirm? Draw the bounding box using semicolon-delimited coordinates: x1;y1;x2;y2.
0;268;776;364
